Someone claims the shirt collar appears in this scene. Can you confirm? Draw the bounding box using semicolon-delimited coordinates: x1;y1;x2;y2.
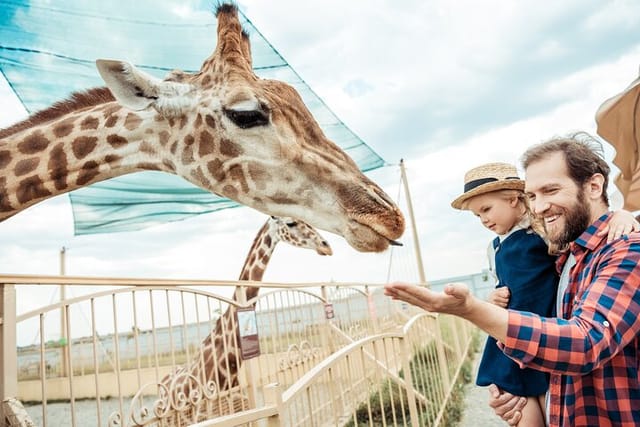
570;211;611;252
498;217;531;242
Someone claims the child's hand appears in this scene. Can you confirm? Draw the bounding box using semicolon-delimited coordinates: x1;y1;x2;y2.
598;210;640;242
488;287;510;308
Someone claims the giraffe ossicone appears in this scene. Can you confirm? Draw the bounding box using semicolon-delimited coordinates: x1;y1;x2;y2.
0;3;404;252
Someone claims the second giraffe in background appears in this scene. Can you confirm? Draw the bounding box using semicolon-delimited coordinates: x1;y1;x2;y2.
163;216;332;400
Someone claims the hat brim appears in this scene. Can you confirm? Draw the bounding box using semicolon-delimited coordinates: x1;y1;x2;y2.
451;180;525;210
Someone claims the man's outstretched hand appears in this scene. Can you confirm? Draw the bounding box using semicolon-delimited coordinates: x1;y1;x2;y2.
383;282;474;316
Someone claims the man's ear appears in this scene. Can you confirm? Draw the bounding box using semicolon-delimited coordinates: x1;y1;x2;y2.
585;173;605;200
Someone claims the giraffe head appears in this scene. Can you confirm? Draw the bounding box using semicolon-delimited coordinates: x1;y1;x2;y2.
94;3;404;252
269;216;332;256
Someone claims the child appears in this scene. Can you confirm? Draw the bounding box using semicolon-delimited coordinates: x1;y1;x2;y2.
451;162;553;426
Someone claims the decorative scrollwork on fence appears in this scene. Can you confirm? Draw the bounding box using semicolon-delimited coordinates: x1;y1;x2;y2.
278;340;321;371
108;369;246;426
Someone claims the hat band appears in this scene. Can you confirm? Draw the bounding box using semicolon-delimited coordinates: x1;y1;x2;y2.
464;176;520;193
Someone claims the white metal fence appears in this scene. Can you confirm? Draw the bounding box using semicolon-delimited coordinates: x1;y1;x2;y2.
0;274;476;427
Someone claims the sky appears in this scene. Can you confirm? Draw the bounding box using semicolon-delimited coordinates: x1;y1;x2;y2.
1;0;640;323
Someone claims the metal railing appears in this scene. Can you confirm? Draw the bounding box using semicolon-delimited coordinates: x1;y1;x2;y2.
0;274;475;427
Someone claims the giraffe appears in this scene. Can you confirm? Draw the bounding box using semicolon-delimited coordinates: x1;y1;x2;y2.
161;215;331;403
0;3;404;253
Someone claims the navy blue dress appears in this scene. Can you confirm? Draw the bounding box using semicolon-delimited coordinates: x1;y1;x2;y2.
475;228;558;396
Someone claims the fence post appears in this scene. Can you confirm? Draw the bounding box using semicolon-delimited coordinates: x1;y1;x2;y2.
320;286;335;354
433;316;451;392
264;382;283;426
0;283;18;422
399;337;420;427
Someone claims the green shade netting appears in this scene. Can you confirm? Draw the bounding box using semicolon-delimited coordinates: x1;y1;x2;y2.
0;0;385;234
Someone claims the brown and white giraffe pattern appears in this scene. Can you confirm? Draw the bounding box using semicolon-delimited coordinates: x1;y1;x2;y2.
162;215;332;396
0;3;404;253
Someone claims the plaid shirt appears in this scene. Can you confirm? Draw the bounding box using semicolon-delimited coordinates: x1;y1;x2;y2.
502;212;640;426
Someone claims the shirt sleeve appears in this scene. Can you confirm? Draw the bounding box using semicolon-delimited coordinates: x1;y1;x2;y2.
502;238;640;374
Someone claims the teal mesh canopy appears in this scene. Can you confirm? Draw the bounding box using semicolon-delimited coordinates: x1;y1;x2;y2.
0;0;385;234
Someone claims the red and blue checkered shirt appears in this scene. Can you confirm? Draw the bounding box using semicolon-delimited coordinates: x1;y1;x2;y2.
502;212;640;426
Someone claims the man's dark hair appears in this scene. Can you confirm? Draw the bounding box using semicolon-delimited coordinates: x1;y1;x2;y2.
521;132;610;206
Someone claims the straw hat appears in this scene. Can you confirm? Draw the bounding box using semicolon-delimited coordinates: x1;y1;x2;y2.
451;162;524;210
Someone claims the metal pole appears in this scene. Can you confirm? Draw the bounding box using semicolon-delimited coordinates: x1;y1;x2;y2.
399;159;427;285
60;247;68;377
0;282;18;421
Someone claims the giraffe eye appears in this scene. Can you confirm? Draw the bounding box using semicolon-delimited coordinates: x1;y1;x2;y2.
286;221;298;227
223;107;269;129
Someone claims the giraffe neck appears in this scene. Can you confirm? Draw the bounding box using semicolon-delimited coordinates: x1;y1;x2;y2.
0;102;177;221
237;221;277;301
188;220;279;389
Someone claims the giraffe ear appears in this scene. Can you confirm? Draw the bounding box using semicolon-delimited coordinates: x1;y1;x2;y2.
96;59;160;110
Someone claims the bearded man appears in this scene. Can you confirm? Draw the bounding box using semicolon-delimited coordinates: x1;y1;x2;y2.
385;135;640;427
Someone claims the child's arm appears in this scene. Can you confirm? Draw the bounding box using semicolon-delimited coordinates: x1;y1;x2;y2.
597;209;639;242
488;287;510;308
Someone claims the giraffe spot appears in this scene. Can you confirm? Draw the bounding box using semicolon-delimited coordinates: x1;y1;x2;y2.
269;191;296;204
222;184;238;199
205;114;216;129
202;75;211;86
18;131;49;154
0;177;13;212
207;159;225;181
184;135;194;146
159;130;170;146
72;136;98;159
179;116;188;130
0;150;11;169
198;130;216;156
182;145;195;164
139;142;156;154
124;112;143;131
250;265;264;279
52;117;75;138
14;158;40;177
104;154;122;165
163;159;176;171
264;235;272;247
194;114;203;129
257;248;265;258
190;167;207;185
105;114;119;128
248;163;270;191
168;118;175;127
220;138;242;157
106;134;127;148
80;116;100;130
101;104;120;118
76;161;100;186
16;175;52;204
48;147;69;191
229;164;249;192
170;141;178;154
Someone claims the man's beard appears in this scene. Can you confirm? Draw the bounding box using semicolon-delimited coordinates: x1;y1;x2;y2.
545;189;591;248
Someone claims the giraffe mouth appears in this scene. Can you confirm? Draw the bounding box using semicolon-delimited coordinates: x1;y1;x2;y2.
346;219;404;252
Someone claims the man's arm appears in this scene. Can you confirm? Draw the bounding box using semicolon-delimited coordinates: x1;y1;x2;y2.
384;282;510;341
